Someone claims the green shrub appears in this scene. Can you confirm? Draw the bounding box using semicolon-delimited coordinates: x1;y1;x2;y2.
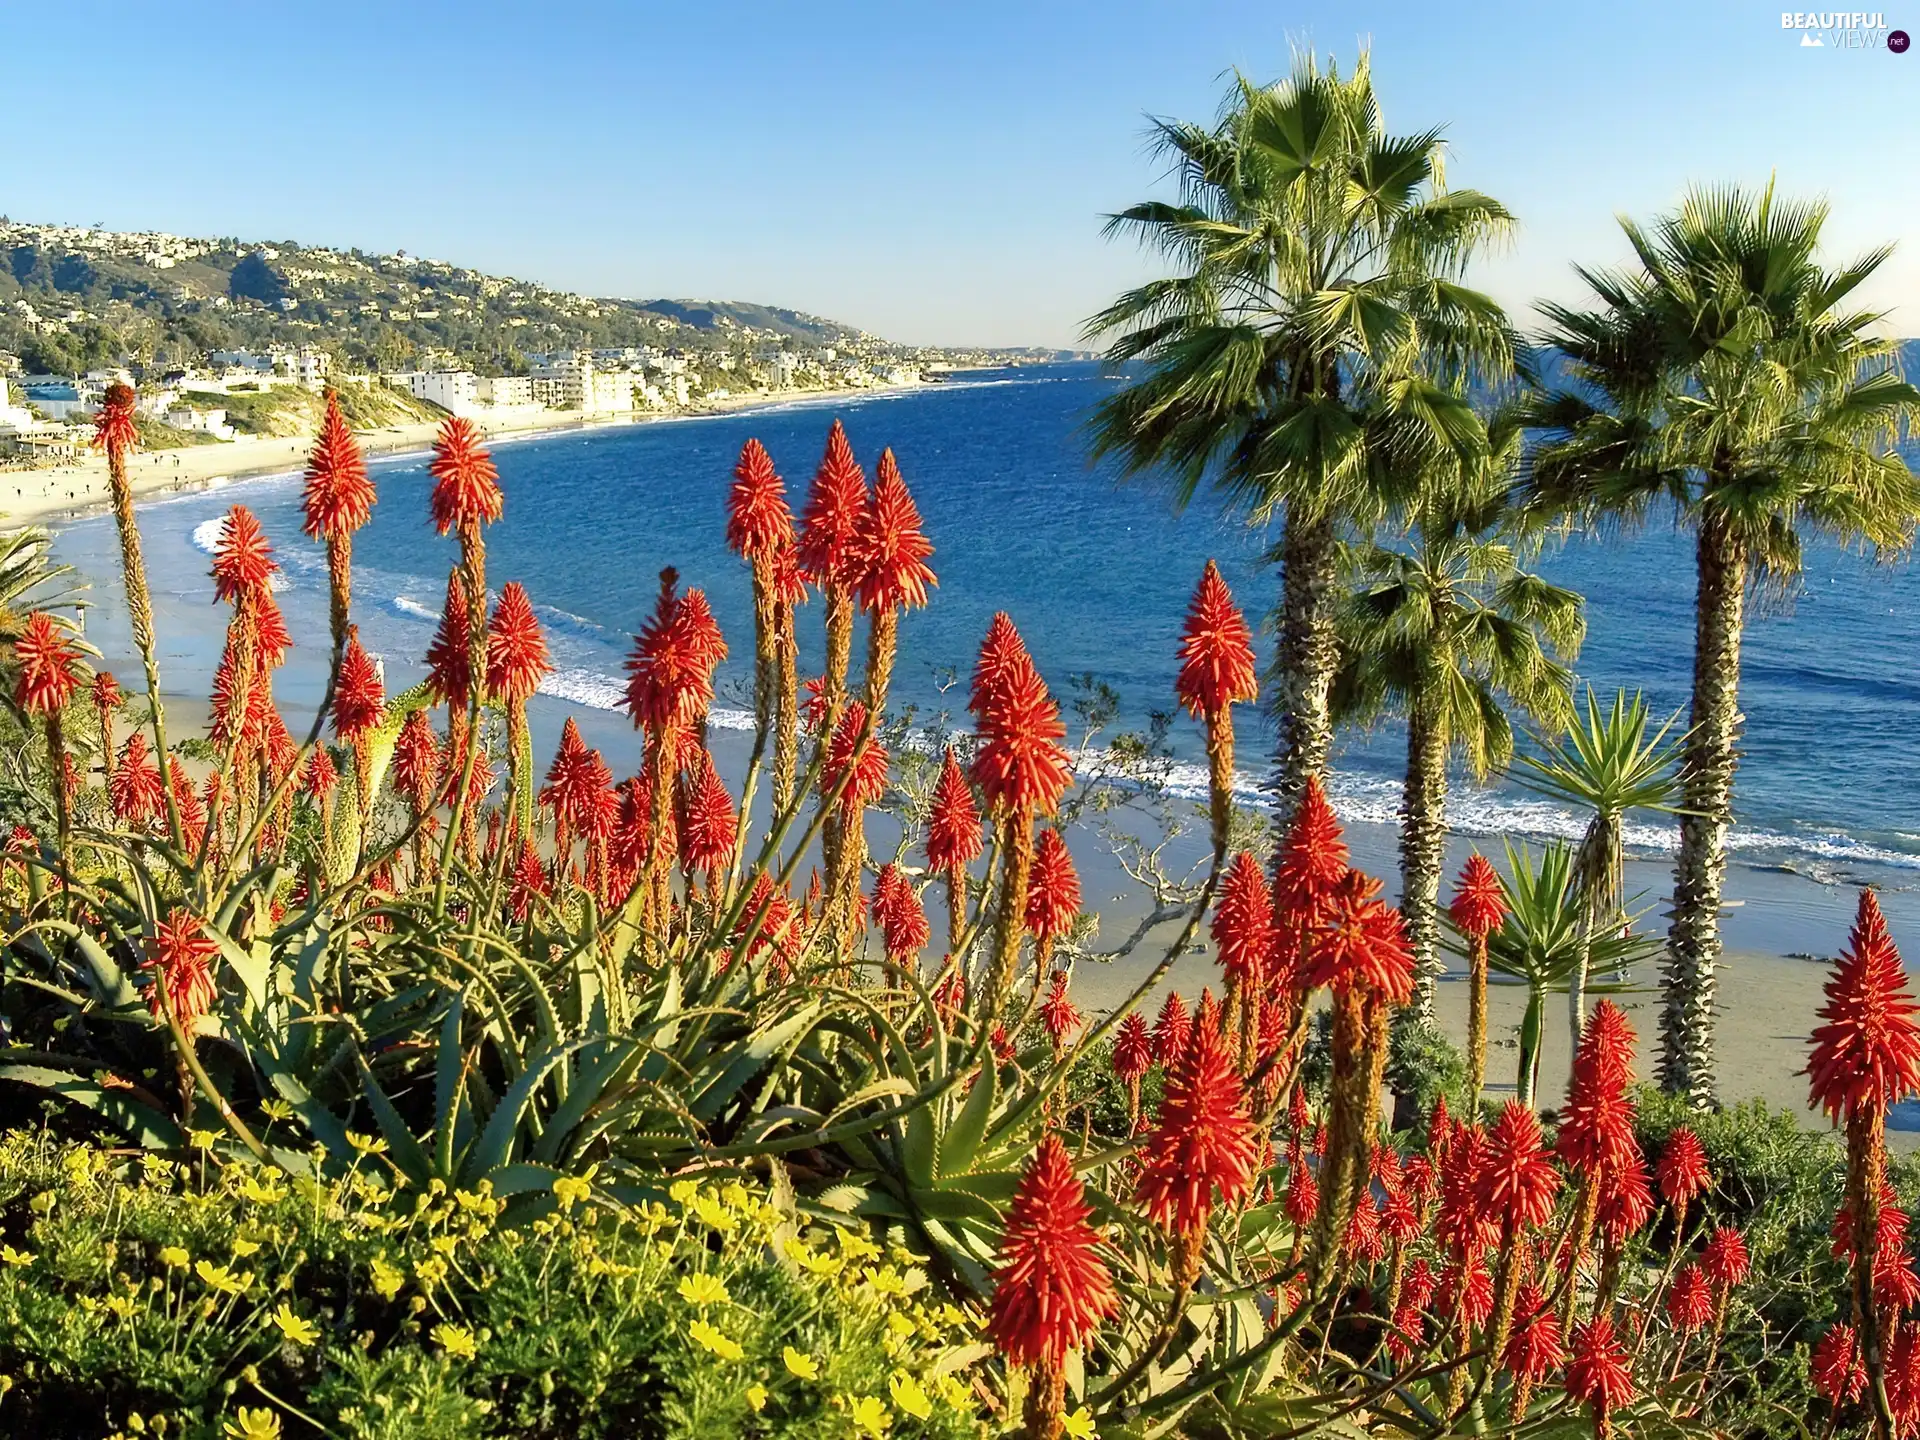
0;1133;990;1440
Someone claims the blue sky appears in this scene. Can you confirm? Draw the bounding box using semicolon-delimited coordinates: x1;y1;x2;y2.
7;2;1918;346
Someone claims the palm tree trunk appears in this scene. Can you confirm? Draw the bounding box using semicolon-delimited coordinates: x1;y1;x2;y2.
1660;512;1746;1107
1567;815;1621;1053
1272;510;1339;822
1399;698;1448;1023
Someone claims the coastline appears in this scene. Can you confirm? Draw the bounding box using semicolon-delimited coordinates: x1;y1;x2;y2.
0;381;932;532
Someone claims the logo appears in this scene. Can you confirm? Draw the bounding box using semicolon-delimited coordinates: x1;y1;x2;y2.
1782;11;1902;47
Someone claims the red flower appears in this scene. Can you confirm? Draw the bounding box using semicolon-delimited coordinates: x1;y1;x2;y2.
1666;1263;1714;1332
1134;1016;1259;1236
1449;852;1506;939
795;419;869;590
1891;1325;1920;1434
210;506;277;606
301;391;373;540
1024;829;1081;943
425;570;473;709
92;671;124;713
1112;1013;1153;1084
541;718;614;834
1564;1314;1636;1432
624;570;724;734
1345;1193;1386;1262
1284;1138;1320;1228
1174;560;1255;717
428;417;503;534
91;383;138;459
1151;990;1191;1066
1433;1123;1498;1257
1596;1144;1654;1247
1298;868;1415;1001
301;745;338;802
925;746;982;875
392;710;442;809
1807;888;1920;1122
1557;1000;1639;1177
332;633;384;741
1812;1323;1867;1407
509;836;548;921
987;1134;1118;1369
675;748;737;875
855;448;936;613
969;611;1026;717
169;759;204;840
1271;776;1349;925
485;582;551;704
1701;1225;1750;1290
109;732;165;827
1656;1127;1711;1209
1039;970;1083;1049
824;702;889;812
1443;1255;1495;1328
869;864;930;960
1503;1284;1565;1379
251;591;292;668
725;437;794;561
735;873;803;978
969;622;1072;817
1212;850;1272;991
143;909;219;1027
1476;1101;1562;1232
13;612;83;716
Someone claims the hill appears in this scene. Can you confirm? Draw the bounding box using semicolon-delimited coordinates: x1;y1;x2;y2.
0;219;923;381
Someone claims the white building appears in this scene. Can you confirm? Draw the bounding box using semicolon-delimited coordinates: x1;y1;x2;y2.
396;370;480;414
475;375;534;407
164;406;236;441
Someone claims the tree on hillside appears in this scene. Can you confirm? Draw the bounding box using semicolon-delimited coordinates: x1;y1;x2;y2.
1085;51;1518;820
1526;183;1920;1106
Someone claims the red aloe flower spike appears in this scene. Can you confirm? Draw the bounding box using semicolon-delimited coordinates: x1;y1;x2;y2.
301;391;374;540
485;582;552;704
725;437;794;560
92;671;123;711
987;1133;1118;1373
392;710;442;810
1565;1313;1636;1440
1213;850;1272;993
425;570;473;709
855;448;936;614
1174;559;1256;717
427;417;503;534
969;638;1072;817
1656;1127;1711;1214
332;631;384;742
91;382;139;460
969;610;1026;716
926;746;983;875
870;864;930;962
1666;1263;1713;1332
1299;868;1416;1002
1134;1015;1259;1238
794;418;869;590
301;745;338;802
1450;852;1507;938
540;718;614;837
108;732;165;828
1151;990;1191;1066
675;748;738;877
1039;969;1082;1052
1812;1323;1867;1407
1113;1012;1153;1085
1557;999;1640;1177
1284;1138;1320;1229
1701;1225;1750;1290
624;569;724;735
509;836;549;922
823;701;889;814
13;612;83;716
143;909;219;1028
1807;888;1920;1123
168;759;204;840
1024;829;1081;945
210;506;277;606
1475;1101;1562;1233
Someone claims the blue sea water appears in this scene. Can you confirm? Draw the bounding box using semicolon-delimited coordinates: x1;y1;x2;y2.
48;364;1920;889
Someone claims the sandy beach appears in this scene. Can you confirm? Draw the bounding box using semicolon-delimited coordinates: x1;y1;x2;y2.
0;382;924;531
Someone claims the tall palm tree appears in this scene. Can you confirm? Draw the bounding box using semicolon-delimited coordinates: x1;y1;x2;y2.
1515;688;1685;1052
1331;413;1584;1021
1085;52;1518;818
1526;183;1920;1106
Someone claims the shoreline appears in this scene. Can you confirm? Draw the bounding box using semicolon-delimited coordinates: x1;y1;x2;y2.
0;381;938;532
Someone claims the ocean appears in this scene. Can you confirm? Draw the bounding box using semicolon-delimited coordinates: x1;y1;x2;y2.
47;363;1920;896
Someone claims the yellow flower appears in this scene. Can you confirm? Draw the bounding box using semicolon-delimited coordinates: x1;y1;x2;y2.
552;1175;592;1213
0;1246;30;1267
158;1246;190;1269
269;1303;318;1346
935;1375;972;1412
677;1272;729;1306
195;1260;251;1296
746;1383;768;1412
238;1176;286;1206
669;1178;700;1206
230;1236;261;1259
432;1322;478;1360
937;1303;974;1331
1060;1407;1096;1439
223;1407;281;1440
188;1129;219;1151
687;1318;744;1361
369;1255;404;1301
414;1255;449;1286
863;1265;908;1297
105;1293;137;1320
848;1395;890;1436
430;1234;459;1258
259;1099;295;1122
838;1230;880;1261
345;1131;388;1156
888;1373;932;1421
782;1345;819;1380
885;1312;916;1340
691;1193;736;1232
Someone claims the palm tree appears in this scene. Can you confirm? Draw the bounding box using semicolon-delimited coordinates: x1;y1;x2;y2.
1526;183;1920;1105
1332;413;1584;1021
1515;689;1685;1052
1476;841;1659;1107
1085;52;1518;818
